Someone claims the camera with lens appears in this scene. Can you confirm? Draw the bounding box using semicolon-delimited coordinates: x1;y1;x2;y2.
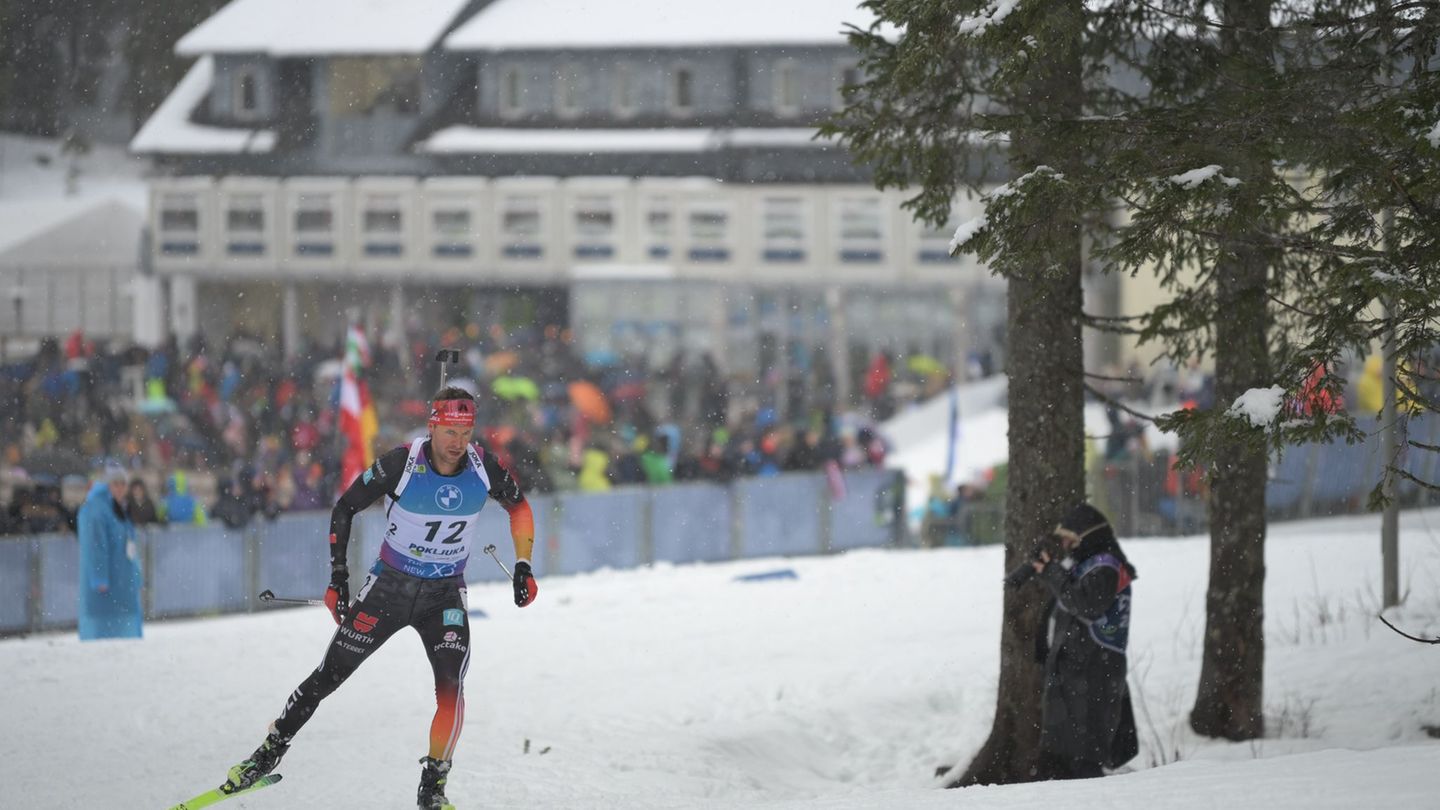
1003;531;1066;588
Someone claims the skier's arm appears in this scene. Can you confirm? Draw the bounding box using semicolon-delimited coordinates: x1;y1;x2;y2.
1039;561;1119;621
328;447;408;568
482;451;534;562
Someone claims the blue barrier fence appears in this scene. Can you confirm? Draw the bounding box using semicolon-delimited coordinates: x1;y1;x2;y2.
1084;414;1440;538
0;468;904;637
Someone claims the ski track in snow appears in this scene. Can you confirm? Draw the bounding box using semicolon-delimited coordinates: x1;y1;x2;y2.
3;510;1440;808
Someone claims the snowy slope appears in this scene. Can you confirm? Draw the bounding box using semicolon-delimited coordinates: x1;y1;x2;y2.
2;510;1438;808
880;377;1181;521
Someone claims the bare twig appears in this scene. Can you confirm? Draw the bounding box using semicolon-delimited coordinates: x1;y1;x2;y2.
1266;291;1322;319
1378;613;1440;644
1385;465;1440;495
1085;382;1161;424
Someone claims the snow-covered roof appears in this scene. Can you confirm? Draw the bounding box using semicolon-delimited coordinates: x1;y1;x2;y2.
446;0;881;50
0;199;143;266
176;0;474;57
418;127;835;154
0;134;148;257
130;57;276;155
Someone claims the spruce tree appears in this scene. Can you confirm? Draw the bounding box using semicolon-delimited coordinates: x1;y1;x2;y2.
823;0;1423;766
825;0;1098;783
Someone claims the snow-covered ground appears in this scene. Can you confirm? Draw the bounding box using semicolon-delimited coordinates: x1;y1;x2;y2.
3;509;1439;808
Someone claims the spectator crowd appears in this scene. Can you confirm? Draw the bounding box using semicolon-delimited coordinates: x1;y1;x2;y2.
0;322;933;534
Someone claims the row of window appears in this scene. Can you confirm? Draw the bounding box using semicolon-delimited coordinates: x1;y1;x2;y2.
230;58;427;120
154;182;967;269
225;58;861;121
500;59;861;119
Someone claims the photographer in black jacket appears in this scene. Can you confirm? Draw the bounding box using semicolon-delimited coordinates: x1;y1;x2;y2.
1009;502;1139;780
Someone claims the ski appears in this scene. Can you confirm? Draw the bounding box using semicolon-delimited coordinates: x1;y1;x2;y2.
167;774;282;810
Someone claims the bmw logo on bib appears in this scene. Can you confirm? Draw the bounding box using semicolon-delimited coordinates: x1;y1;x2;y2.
436;484;463;511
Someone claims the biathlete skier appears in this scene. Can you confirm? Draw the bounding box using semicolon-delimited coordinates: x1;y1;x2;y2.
224;386;539;809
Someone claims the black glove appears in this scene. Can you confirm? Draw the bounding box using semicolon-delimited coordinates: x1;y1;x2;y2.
513;560;538;607
1003;533;1065;588
324;565;350;625
1003;562;1038;589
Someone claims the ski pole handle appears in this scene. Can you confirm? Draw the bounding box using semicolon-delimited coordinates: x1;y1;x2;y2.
434;348;460;389
258;589;326;607
482;544;513;579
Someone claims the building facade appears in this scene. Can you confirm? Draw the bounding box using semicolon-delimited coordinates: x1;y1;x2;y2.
132;0;1007;396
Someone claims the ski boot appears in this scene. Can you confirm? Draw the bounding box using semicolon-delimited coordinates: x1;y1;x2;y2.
417;756;455;809
225;726;291;793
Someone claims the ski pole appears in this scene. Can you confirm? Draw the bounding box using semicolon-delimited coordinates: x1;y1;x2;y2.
482;544;513;579
258;589;326;607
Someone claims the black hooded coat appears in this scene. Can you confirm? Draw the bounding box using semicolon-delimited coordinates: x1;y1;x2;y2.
1035;503;1139;776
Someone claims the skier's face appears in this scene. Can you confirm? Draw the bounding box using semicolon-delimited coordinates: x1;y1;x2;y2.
429;423;474;470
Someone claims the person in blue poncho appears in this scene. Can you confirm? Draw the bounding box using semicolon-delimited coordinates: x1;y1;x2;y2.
77;463;143;640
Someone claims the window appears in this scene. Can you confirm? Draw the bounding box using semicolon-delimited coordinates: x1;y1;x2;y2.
644;198;672;260
294;193;335;257
501;194;543;259
226;194;264;233
328;57;421;116
225;193;265;256
389;72;421;114
574;197;614;237
555;64;582;117
432;208;472;258
500;66;524;117
160;194;199;233
761;197;805;262
613;63;636;117
235;69;261;119
573;194;616;259
362;195;403;234
295;208;332;232
838;197;884;263
688;205;730;262
918;210;961;263
433;209;470;237
504;209;539;235
671;66;694;114
159;193;200;256
362;194;403;257
774;61;800;116
835;62;862;110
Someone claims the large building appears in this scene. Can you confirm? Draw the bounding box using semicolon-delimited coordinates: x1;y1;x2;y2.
132;0;1006;396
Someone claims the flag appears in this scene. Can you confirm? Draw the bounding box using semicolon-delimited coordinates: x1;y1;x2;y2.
339;327;378;491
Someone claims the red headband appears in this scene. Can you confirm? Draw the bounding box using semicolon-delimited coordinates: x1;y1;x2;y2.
428;398;476;428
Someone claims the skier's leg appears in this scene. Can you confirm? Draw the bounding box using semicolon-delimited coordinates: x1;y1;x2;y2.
228;595;403;794
415;585;470;762
272;568;407;739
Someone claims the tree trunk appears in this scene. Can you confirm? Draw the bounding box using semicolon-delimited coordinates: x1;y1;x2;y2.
1190;0;1273;742
1189;241;1269;740
951;253;1087;786
950;0;1087;785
